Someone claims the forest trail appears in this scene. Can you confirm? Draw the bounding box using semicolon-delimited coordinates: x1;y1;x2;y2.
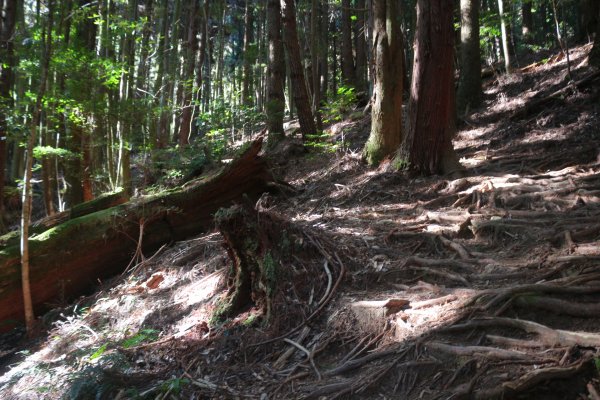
1;45;600;399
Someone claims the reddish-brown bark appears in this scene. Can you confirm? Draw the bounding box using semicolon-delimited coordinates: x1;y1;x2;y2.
0;140;274;330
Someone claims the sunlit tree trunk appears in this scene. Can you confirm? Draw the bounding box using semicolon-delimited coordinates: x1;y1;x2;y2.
397;0;462;176
498;0;512;73
22;0;53;337
281;0;316;139
363;0;403;166
266;0;285;144
457;0;482;115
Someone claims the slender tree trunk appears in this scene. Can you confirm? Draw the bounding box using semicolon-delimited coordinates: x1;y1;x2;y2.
22;0;53;337
354;0;367;95
192;0;210;137
522;0;533;41
363;0;403;166
340;0;355;87
242;0;255;108
154;0;169;149
281;0;316;139
178;0;199;146
498;0;512;73
266;0;285;144
457;0;482;115
310;0;322;130
0;0;17;227
397;0;463;176
319;1;328;102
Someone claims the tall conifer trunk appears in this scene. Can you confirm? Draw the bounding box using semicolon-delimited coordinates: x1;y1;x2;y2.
0;0;17;226
397;0;463;176
266;0;285;143
363;0;403;166
280;0;316;139
457;0;482;115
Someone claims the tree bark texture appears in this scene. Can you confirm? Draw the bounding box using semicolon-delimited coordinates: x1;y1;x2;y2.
354;0;367;95
498;0;512;73
281;0;316;138
457;0;482;115
242;0;255;107
340;0;355;87
266;0;285;144
178;0;199;146
363;0;403;166
0;0;17;225
21;0;54;335
397;0;462;176
0;140;275;330
590;6;600;68
522;0;533;40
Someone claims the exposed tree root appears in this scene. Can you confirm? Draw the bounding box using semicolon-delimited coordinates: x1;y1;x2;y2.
443;317;600;347
472;358;593;399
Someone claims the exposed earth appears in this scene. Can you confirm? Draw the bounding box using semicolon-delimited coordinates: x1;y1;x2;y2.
1;45;600;399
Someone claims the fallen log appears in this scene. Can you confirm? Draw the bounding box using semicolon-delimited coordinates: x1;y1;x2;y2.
0;139;275;330
0;190;129;248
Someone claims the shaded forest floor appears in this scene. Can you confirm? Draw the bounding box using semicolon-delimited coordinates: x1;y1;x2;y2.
2;44;600;399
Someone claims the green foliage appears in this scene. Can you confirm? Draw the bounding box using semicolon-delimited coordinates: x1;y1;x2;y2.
161;377;190;395
33;146;79;160
322;86;357;124
305;132;339;153
120;328;159;348
89;343;108;361
393;157;410;171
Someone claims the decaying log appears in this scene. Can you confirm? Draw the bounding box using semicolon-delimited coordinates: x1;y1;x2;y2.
0;190;129;248
0;139;275;329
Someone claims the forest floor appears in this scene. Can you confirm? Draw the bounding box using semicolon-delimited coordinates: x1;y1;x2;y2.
1;44;600;399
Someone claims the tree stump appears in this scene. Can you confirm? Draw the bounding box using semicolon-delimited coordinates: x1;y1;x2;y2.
214;204;291;322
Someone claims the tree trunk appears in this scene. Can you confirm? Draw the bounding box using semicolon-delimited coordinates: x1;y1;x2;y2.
340;0;355;87
397;0;463;176
242;0;255;108
0;140;276;330
281;0;316;139
178;0;199;147
192;0;210;138
363;0;403;166
522;0;533;41
319;1;329;102
310;0;322;130
0;0;17;228
21;0;53;336
457;0;482;115
498;0;512;73
354;0;367;95
266;0;286;144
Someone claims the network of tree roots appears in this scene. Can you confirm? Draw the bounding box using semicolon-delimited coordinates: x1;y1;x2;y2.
1;45;600;400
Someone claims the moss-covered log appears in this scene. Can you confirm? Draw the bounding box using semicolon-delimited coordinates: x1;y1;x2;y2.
0;140;274;329
0;190;129;248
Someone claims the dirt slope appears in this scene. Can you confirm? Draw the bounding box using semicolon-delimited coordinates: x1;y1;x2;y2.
1;45;600;400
